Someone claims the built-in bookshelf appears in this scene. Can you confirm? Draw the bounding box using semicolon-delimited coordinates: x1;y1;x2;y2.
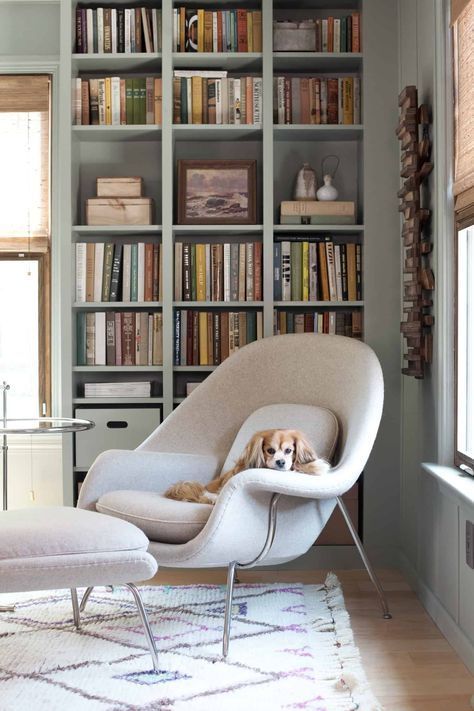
61;0;366;525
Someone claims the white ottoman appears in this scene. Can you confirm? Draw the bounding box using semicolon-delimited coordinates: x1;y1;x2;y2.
0;506;159;670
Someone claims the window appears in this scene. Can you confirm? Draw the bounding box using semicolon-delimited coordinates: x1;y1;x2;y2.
0;75;51;417
453;1;474;470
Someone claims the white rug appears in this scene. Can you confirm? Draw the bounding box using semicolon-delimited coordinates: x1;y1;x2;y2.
0;574;381;710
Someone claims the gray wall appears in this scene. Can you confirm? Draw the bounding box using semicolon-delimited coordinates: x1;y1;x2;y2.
0;2;59;56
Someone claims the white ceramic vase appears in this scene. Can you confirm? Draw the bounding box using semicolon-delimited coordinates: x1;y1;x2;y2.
316;174;339;201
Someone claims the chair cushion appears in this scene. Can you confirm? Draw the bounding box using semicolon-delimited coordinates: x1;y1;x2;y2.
96;404;338;546
220;403;339;474
96;490;213;544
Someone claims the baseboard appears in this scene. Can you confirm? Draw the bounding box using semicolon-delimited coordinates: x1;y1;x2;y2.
400;551;474;675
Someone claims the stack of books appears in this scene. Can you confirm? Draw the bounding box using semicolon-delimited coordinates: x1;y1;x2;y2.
75;6;162;53
174;242;262;302
274;311;362;338
76;242;162;303
174;310;263;365
172;8;262;52
274;76;361;125
77;311;163;366
173;71;262;125
274;238;362;302
84;381;152;397
74;77;162;126
280;201;356;226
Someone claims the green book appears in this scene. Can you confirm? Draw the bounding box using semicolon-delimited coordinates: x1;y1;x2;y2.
131;243;138;301
246;311;256;343
291;242;302;301
287;311;295;333
180;78;187;124
138;78;147;125
76;312;86;365
341;17;347;53
125;78;134;125
310;215;355;224
132;79;141;125
101;243;115;302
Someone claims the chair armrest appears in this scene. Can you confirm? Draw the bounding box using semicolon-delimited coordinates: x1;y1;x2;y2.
224;462;360;501
77;449;220;511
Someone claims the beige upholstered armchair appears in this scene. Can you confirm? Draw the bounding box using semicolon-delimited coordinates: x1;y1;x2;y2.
78;333;390;655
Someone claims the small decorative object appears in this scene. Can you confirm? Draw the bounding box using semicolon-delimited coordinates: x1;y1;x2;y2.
316;155;340;201
177;159;257;224
293;162;317;201
396;85;434;379
273;20;316;52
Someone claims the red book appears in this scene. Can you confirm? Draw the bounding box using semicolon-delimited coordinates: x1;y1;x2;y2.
144;243;153;301
327;16;334;52
284;77;292;124
351;12;361;52
327;78;339;124
304;313;313;333
152;243;160;300
186;310;193;366
217;10;223;52
300;78;310;124
236;10;248;52
220;312;229;361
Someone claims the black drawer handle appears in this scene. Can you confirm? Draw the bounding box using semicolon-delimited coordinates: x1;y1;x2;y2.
106;421;128;429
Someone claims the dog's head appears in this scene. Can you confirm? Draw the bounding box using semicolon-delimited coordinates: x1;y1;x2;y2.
239;429;318;472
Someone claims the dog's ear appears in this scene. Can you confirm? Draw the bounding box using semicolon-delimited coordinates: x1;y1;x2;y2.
292;431;318;466
236;433;266;470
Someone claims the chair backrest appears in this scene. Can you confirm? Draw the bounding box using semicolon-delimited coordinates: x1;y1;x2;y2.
139;334;384;479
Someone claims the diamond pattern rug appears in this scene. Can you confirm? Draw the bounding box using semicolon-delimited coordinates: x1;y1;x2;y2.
0;574;381;710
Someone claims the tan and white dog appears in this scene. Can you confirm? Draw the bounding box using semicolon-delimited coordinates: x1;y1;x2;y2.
165;428;330;505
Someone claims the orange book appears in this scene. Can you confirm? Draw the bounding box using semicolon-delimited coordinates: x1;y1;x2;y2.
252;11;262;52
197;9;205;51
327;16;334;53
254;241;262;301
352;12;361;52
300;78;310;124
237;9;248;52
220;312;229;360
318;242;330;301
179;7;186;52
203;11;213;52
154;78;162;125
191;76;203;124
246;77;253;124
81;80;90;125
346;243;357;301
217;10;223;51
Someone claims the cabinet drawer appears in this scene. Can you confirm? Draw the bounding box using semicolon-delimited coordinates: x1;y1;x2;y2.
74;407;161;469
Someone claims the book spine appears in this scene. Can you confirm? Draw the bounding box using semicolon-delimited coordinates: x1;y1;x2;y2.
334;244;343;301
346;243;357;301
130;243;138;301
223;243;231;301
122;312;135;365
290;242;302;301
95;312;106;365
309;242;318;300
111;8;117;52
273;242;282;301
245;242;254;300
109;243;122;301
281;241;291;301
254;241;262;301
101;243;114;301
137;242;145;301
76;313;86;366
318;242;330;300
302;241;309;301
75;243;87;302
106;311;116;365
144;243;154;301
326;241;337;302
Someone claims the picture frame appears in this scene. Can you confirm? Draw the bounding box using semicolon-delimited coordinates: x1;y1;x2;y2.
177;159;257;224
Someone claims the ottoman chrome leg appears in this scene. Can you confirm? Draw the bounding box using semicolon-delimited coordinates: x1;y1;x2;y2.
0;604;15;612
70;588;81;629
125;583;159;672
79;586;94;613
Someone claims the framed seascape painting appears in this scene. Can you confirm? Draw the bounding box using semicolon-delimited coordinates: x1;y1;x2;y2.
177;159;257;224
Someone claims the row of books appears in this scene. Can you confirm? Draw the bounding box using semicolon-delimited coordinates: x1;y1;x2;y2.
83;381;152;397
274;239;362;302
74;77;162;126
283;14;361;53
75;6;162;54
173;72;262;125
174;242;262;303
274;310;362;338
77;311;163;366
173;8;262;53
174;310;263;366
274;76;361;125
75;242;162;303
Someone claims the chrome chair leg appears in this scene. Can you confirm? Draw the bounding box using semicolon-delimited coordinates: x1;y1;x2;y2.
223;493;281;658
0;604;15;612
125;583;159;672
70;588;81;629
336;496;392;619
79;586;94;613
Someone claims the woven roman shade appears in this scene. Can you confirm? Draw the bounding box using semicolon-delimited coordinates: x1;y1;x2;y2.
0;75;51;252
453;2;474;205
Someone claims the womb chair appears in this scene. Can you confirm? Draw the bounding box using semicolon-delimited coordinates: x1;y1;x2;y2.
78;333;391;656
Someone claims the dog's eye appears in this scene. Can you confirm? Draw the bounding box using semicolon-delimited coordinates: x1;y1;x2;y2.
267;448;275;455
284;448;292;455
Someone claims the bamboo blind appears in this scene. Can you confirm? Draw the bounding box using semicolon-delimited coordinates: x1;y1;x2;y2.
453;2;474;204
0;75;51;251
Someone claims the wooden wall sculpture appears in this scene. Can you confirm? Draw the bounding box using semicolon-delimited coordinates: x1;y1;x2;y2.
397;85;434;379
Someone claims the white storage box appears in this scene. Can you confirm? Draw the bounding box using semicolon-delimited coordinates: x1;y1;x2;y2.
75;407;161;469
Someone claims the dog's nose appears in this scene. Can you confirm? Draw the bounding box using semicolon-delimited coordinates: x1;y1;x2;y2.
276;460;285;468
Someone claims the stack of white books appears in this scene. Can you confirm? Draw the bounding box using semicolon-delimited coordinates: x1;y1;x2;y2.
84;382;152;397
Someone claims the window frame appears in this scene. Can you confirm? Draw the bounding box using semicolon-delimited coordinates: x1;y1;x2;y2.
0;73;52;417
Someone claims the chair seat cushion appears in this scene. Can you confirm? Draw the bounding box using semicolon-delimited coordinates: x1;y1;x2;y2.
96;490;213;544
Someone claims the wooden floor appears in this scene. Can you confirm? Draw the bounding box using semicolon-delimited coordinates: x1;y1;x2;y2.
152;567;474;711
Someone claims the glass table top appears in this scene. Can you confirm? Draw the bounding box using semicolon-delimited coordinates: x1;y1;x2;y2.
0;417;94;434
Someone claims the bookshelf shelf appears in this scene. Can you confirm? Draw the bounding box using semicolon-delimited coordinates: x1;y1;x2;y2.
172;52;262;71
72;126;162;142
73;366;164;372
273;124;363;141
173;224;264;234
73;397;164;404
273;51;363;72
173;301;262;308
174;366;217;372
72;302;163;309
274;301;364;307
173;124;262;141
72;225;162;236
72;53;162;72
273;224;364;233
